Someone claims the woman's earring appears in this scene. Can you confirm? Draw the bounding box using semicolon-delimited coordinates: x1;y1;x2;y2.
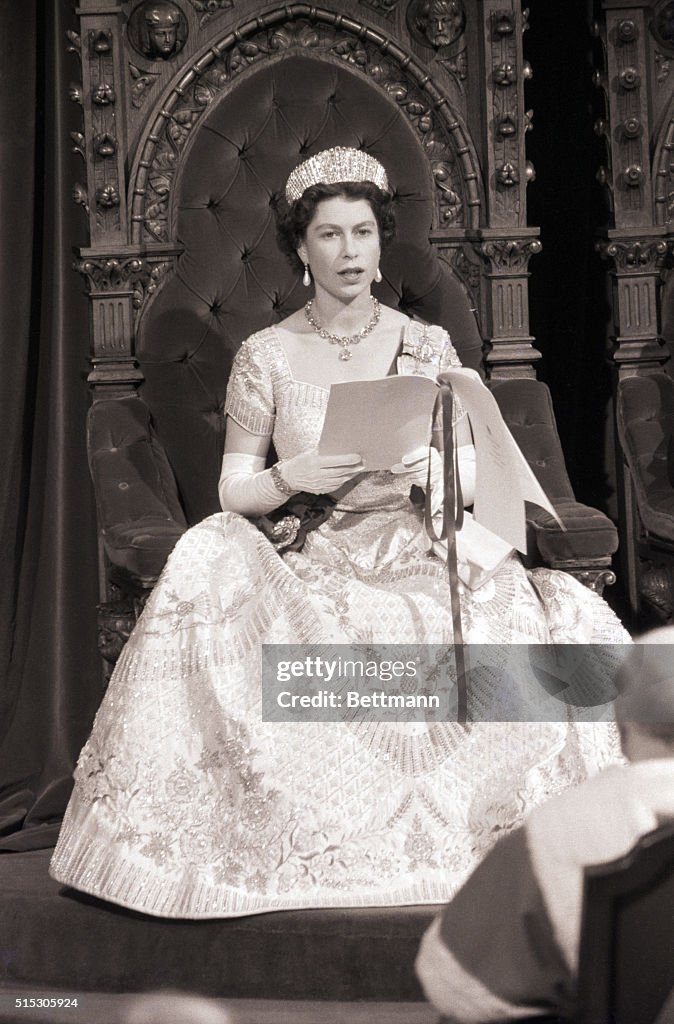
302;264;311;288
374;266;382;284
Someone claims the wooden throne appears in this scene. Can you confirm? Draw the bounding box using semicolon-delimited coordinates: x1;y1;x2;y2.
67;0;619;666
593;0;674;623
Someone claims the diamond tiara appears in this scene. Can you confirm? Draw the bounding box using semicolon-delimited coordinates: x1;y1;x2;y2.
285;147;390;203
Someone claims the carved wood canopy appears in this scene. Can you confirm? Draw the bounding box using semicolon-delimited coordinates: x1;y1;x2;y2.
72;0;542;383
128;4;484;244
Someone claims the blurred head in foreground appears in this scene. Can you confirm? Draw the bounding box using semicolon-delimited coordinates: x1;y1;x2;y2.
614;626;674;761
123;991;231;1024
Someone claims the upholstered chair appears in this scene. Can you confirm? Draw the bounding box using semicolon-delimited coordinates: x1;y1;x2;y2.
616;373;674;620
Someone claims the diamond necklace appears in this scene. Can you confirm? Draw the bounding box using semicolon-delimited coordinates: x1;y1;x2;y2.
304;297;381;361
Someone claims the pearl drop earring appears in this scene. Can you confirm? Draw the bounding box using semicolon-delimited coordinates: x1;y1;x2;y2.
374;267;382;284
302;264;311;287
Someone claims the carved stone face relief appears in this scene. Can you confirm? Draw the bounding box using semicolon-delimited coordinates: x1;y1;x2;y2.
128;0;187;61
408;0;465;50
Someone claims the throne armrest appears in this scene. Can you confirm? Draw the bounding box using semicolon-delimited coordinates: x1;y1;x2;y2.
87;395;188;590
489;379;618;578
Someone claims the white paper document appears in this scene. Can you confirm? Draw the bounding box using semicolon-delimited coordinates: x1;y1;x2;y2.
318;368;561;554
442;369;561;553
318;375;438;471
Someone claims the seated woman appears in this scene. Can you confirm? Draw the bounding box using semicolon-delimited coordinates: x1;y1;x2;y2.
50;148;630;919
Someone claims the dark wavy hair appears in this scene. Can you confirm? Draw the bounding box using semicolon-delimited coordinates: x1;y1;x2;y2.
276;181;396;274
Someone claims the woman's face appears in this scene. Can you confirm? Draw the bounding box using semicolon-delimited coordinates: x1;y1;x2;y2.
297;196;381;302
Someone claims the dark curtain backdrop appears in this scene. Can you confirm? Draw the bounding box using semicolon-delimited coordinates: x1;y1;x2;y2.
0;1;101;851
0;0;618;851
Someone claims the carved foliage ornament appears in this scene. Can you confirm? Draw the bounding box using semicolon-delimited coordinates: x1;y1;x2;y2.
596;239;668;270
73;184;89;215
135;12;478;243
90;30;112;55
74;256;173;325
129;63;161;108
480;238;543;270
655;51;671;84
440;246;481;309
438;48;467;88
359;0;402;17
66;29;81;59
489;11;526;216
71;132;86;161
95;132;118;158
75;256;146;292
496;162;519;187
96;185;120;209
187;0;234;27
83;27;122;233
493;62;516;86
492;11;515;36
654;116;674;224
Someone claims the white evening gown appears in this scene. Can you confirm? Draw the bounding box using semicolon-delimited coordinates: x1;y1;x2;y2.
50;323;629;917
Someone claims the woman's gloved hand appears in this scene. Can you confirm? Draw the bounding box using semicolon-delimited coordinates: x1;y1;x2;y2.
390;443;476;511
390;446;441;483
391;446;443;514
219;450;364;515
279;451;364;495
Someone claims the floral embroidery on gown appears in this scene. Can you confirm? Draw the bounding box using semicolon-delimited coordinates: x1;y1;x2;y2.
50;324;629;918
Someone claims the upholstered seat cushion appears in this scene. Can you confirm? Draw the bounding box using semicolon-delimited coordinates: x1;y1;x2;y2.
618;374;674;543
526;501;618;564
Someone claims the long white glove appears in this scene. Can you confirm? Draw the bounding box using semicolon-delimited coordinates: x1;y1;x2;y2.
219;451;364;516
218;453;288;515
390;444;476;512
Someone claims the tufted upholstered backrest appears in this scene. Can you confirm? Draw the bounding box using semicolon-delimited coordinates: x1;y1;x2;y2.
136;54;484;525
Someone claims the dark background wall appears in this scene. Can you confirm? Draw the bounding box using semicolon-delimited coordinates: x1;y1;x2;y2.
0;0;630;846
525;0;618;516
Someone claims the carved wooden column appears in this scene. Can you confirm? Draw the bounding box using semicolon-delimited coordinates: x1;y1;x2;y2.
473;0;541;378
597;236;669;374
594;0;670;377
71;3;138;395
71;1;183;399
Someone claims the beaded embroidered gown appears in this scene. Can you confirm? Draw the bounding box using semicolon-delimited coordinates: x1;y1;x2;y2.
50;323;629;918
